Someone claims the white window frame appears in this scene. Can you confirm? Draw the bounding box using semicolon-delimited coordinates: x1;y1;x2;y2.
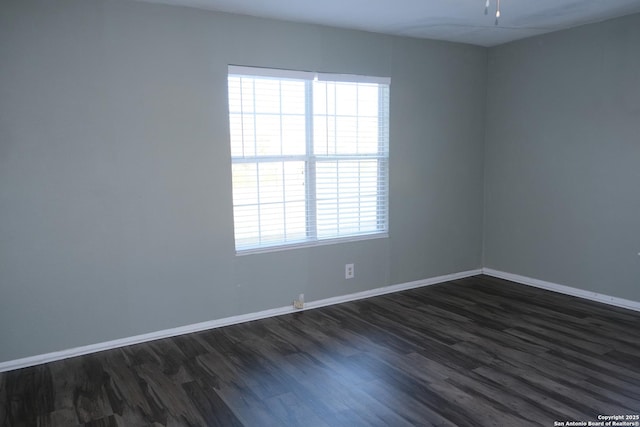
228;65;390;255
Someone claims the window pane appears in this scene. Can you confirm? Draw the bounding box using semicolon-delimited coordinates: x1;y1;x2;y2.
255;114;281;156
357;84;379;117
357;116;379;154
285;201;306;241
228;76;242;113
233;204;259;247
334;82;358;116
283;162;306;202
232;163;258;206
283;162;306;243
314;85;381;156
229;114;243;157
316;159;382;239
259;202;284;239
335;116;358;155
240;78;255;113
229;114;258;157
254;79;280;113
313;114;336;155
258;162;284;204
281;80;306;114
281;115;305;155
313;81;327;114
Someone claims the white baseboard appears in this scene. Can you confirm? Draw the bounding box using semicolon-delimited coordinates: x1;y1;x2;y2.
305;269;482;311
0;268;481;373
482;268;640;313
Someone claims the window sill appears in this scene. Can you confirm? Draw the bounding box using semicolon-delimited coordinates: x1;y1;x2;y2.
235;233;389;256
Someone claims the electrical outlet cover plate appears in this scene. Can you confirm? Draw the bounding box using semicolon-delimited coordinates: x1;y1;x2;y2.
345;263;354;279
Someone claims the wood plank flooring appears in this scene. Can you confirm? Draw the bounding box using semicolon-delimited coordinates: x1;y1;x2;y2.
1;275;639;426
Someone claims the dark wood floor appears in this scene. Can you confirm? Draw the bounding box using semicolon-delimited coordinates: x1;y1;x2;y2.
1;275;640;426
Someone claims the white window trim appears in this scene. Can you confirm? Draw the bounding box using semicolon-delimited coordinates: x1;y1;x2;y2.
228;65;391;85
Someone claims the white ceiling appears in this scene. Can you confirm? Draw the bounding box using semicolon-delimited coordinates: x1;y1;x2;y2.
135;0;640;46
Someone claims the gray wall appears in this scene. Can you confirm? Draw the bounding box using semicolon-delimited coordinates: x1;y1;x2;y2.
484;13;640;301
0;0;486;362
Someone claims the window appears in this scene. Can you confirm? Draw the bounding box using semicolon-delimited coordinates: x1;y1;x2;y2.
228;65;390;254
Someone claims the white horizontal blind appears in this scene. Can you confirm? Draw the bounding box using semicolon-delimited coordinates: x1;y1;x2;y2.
228;65;390;253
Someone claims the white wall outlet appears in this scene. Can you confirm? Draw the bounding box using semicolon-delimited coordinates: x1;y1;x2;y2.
293;293;304;309
345;263;354;279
